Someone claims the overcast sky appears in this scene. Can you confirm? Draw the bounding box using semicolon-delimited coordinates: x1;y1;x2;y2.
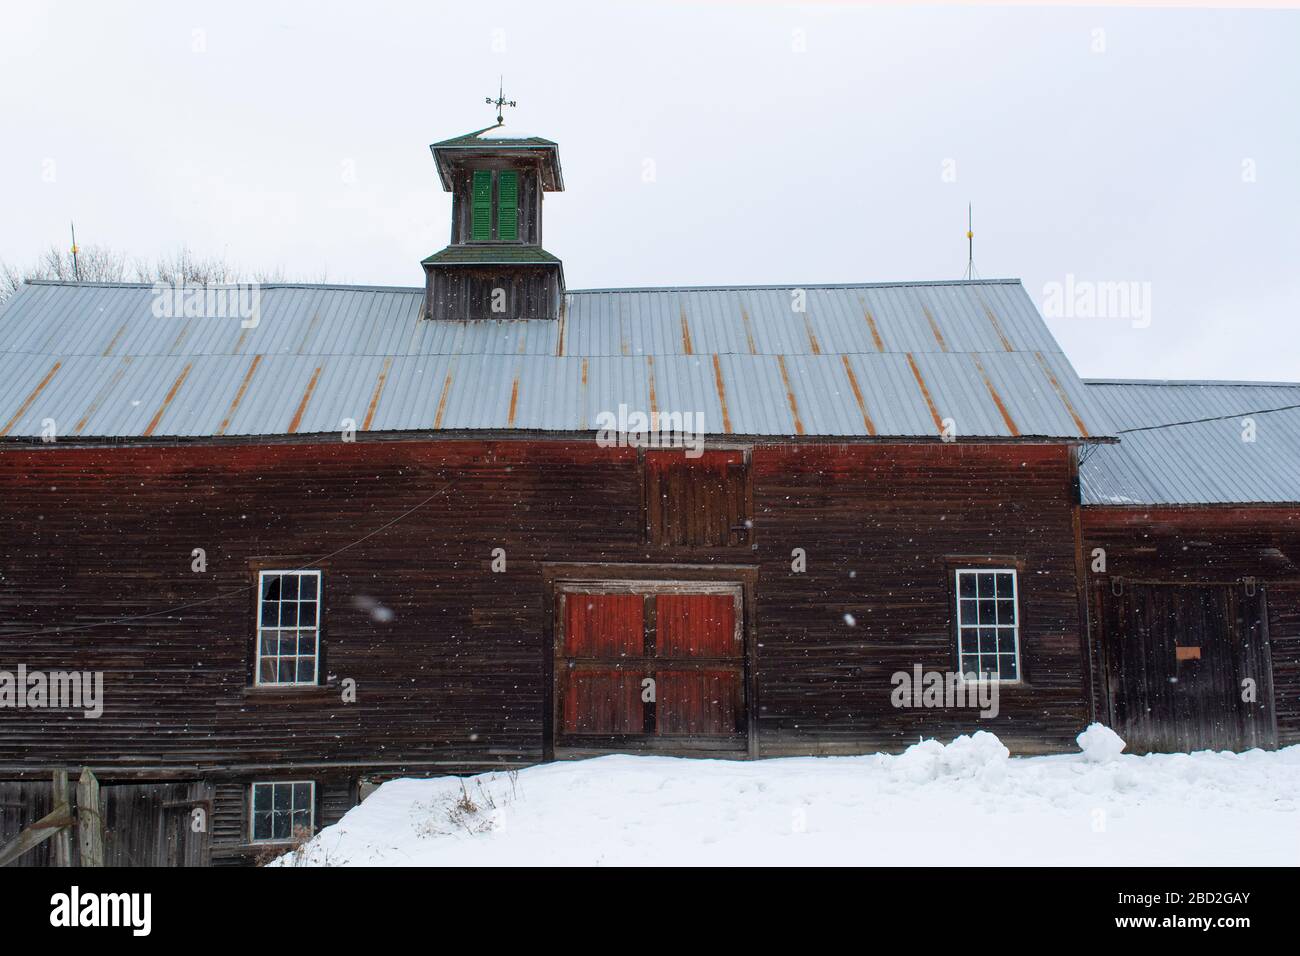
2;1;1297;381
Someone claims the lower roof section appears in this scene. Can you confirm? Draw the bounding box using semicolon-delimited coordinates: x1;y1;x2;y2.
1080;380;1300;506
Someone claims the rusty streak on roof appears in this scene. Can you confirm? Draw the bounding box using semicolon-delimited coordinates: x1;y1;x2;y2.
102;323;128;357
858;296;886;353
433;366;454;430
74;356;133;435
907;353;944;434
286;365;322;435
840;355;877;437
0;361;61;437
922;306;949;353
973;356;1020;437
776;355;805;436
362;357;392;432
507;374;521;428
679;305;694;356
143;363;192;438
803;315;822;355
977;294;1015;353
1034;351;1090;439
646;355;659;418
739;306;757;355
218;355;263;437
712;354;732;435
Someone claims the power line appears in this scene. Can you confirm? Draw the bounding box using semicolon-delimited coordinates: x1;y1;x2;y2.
1115;402;1300;435
0;481;455;639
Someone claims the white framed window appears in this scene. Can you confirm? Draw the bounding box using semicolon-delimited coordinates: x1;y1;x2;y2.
250;781;315;843
256;570;321;686
955;568;1020;682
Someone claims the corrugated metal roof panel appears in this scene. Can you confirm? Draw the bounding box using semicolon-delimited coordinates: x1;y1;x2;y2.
0;278;1113;440
1080;381;1300;505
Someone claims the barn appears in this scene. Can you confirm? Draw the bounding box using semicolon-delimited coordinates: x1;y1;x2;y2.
0;124;1295;865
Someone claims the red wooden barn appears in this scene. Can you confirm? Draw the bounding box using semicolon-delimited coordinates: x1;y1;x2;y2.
0;124;1295;864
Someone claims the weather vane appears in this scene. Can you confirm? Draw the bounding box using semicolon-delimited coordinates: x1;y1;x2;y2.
486;77;516;126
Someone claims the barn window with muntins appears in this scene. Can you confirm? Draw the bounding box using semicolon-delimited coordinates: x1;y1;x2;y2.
250;781;315;843
645;450;750;547
470;169;493;240
255;570;321;685
955;569;1020;682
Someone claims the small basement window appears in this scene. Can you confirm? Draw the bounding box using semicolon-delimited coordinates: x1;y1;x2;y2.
250;781;315;843
255;570;321;686
955;569;1020;682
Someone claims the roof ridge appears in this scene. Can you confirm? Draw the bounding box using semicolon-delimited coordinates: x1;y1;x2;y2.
568;278;1024;294
20;277;1025;295
1084;378;1300;389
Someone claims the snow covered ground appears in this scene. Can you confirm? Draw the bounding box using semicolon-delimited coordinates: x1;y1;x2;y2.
276;726;1300;866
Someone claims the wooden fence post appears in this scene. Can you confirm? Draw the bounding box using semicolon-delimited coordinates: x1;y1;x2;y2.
52;770;72;866
76;768;104;867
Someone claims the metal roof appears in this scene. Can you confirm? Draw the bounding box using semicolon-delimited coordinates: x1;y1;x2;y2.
1080;380;1300;506
0;278;1113;443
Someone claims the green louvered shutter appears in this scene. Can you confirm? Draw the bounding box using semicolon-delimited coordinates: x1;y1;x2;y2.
470;169;492;241
496;171;519;241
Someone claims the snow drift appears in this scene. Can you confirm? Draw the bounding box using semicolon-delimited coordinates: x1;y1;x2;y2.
274;727;1300;867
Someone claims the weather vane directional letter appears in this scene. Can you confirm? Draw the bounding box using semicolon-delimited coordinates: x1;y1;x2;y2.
486;77;517;126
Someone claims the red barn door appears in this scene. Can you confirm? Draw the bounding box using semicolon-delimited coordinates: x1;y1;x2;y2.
555;584;745;753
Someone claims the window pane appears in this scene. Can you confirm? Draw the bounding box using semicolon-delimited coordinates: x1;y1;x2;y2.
996;600;1015;624
958;599;976;625
278;659;296;683
293;783;311;808
298;632;316;655
960;654;979;678
996;573;1014;598
252;810;272;841
262;575;281;601
260;601;278;627
959;574;976;599
998;629;1018;653
279;602;298;626
296;657;316;683
977;628;996;653
299;602;317;627
258;659;277;683
978;601;995;624
999;654;1018;680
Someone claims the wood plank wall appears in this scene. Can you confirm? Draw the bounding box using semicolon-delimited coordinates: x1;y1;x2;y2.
1082;508;1300;746
0;438;1090;857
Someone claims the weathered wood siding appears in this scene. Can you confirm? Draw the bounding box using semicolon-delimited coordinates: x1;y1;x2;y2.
751;443;1088;755
425;265;562;321
1082;507;1300;748
0;438;1090;857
